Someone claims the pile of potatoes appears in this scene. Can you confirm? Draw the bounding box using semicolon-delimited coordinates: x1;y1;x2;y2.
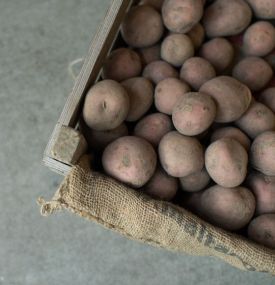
81;0;275;249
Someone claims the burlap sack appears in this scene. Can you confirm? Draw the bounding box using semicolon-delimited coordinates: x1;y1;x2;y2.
39;155;275;275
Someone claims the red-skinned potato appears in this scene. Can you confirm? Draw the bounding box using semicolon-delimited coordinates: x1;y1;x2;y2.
139;0;164;11
210;126;251;151
172;92;216;136
161;34;194;67
232;57;273;92
205;138;248;188
121;5;164;48
144;166;178;201
134;113;173;147
121;77;153;122
138;44;161;66
83;80;129;131
102;136;157;188
102;48;142;82
265;49;275;70
199;38;234;73
162;0;203;33
245;0;275;19
158;131;204;177
248;214;275;249
250;131;275;176
235;101;275;139
179;168;211;192
242;21;275;57
258;87;275;112
143;60;179;84
154;78;190;115
199;185;256;231
247;172;275;215
187;23;205;50
203;0;252;38
199;76;252;123
180;57;216;90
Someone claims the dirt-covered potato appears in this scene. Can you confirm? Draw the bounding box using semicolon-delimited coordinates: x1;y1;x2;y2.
154;78;190;115
235;101;275;139
258;87;275;112
134;113;173;147
187;23;205;50
199;185;256;231
203;0;252;38
162;0;203;33
144;166;178;200
158;131;204;177
200;76;252;123
265;49;275;70
247;172;275;215
161;34;194;67
199;38;234;73
243;21;275;57
139;0;164;11
250;131;275;176
102;48;142;82
179;168;211;192
121;5;164;48
210;126;251;151
172;92;216;136
180;57;216;90
205;138;248;187
138;44;161;66
232;57;273;92
142;60;179;84
102;136;157;187
80;121;128;151
248;214;275;249
83;80;130;131
245;0;275;19
121;77;153;122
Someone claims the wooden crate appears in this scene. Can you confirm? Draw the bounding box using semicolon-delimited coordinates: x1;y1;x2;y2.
43;0;135;175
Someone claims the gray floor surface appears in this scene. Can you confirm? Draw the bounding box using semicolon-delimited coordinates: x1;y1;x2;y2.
0;1;274;284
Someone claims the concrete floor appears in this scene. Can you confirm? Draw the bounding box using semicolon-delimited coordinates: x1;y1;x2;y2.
0;1;274;284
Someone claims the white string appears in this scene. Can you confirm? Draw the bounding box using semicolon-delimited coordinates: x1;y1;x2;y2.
68;57;84;81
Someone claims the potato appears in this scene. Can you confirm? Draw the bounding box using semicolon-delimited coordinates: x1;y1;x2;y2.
199;38;234;73
80;120;128;151
160;34;194;67
102;48;142;82
199;76;252;123
232;57;273;92
242;21;275;57
235;101;275;139
134;113;173;147
245;0;275;19
154;78;190;115
180;57;216;90
205;138;248;187
210;127;251;151
121;5;164;48
248;214;275;249
203;0;252;38
158;131;204;177
199;185;255;231
172;92;216;136
139;0;164;11
258;87;275;112
121;77;154;122
247;172;275;215
102;136;157;187
250;131;275;176
144;166;178;200
179;168;211;192
187;23;205;50
142;60;179;84
83;80;129;131
138;44;161;66
162;0;203;33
